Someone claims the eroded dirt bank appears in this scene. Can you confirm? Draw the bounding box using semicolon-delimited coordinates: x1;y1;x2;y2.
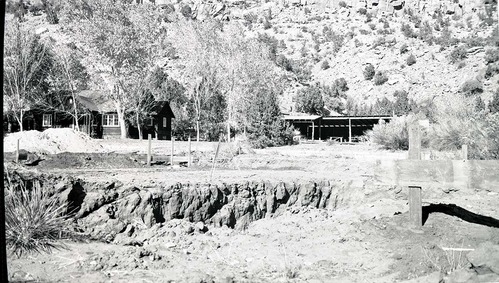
6;165;499;282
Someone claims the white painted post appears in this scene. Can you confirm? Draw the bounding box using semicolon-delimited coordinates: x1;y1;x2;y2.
408;122;422;228
348;118;352;143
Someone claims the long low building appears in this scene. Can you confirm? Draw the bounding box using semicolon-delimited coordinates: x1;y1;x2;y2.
283;114;393;142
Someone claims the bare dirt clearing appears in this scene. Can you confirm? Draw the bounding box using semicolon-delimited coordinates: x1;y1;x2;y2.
4;132;499;283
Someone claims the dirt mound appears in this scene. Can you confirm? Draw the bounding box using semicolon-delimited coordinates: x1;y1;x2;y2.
3;129;104;154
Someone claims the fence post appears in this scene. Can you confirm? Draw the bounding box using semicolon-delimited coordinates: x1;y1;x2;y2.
408;122;422;228
15;138;20;163
147;134;152;166
171;136;174;169
461;144;468;160
188;136;192;167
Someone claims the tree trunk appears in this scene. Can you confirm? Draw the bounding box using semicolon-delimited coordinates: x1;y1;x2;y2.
116;103;127;139
18;111;24;132
136;111;142;140
73;95;79;131
196;118;200;143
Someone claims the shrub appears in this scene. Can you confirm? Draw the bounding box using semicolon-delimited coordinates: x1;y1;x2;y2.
400;43;409;54
5;179;71;257
460;79;483;96
276;54;293;71
406;54;416;66
485;48;499;64
374;71;389;85
485;64;499;79
363;64;375;80
458;61;466;69
401;23;417;38
369;23;377;30
369;116;411;150
359;29;371;35
419;21;435;44
449;45;467;63
358;8;367;15
489;88;499;113
263;18;271;29
321;60;330;70
430;95;499;159
339;1;347;8
180;5;192;18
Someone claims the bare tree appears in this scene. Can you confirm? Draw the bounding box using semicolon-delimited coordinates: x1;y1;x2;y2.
3;19;52;132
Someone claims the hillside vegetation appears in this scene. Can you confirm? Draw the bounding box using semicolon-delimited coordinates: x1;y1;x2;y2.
3;0;499;152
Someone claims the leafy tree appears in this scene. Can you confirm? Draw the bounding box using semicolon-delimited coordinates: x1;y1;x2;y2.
295;85;325;115
40;46;90;130
393;90;411;115
62;1;167;138
460;79;483;97
3;20;53;132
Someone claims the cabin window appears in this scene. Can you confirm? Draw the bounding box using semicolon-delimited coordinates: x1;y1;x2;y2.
102;114;119;127
42;114;52;127
163;117;167;128
147;118;154;126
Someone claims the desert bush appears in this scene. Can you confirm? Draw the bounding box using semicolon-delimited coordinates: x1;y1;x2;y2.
263;18;271;30
369;23;377;30
180;5;192;18
5;178;71;257
369;115;422;150
485;64;499;79
359;29;371;35
400;43;409;54
406;54;416;66
430;94;499;159
435;27;459;48
449;45;467;63
358;8;367;15
321;60;330;70
419;21;435;45
374;71;389;85
460;79;483;96
489;88;499;113
401;23;417;38
485;48;499;64
457;61;466;69
290;60;312;83
339;1;347;8
276;54;293;71
363;64;375;80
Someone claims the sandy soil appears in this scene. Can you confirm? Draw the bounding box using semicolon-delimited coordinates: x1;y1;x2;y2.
5;136;499;283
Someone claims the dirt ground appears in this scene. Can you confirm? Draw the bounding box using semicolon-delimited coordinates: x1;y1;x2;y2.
5;139;499;283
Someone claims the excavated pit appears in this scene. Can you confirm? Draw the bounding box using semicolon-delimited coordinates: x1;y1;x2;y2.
5;168;372;242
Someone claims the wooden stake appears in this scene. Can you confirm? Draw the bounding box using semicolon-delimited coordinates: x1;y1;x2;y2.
171;136;174;169
408;123;421;160
461;144;468;160
147;134;151;166
409;186;422;228
15;138;20;163
210;136;222;181
188;136;192;167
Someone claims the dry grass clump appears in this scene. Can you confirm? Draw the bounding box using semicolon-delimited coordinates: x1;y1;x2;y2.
5;174;70;257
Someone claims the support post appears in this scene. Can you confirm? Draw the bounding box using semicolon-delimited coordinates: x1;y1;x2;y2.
408;122;422;228
171;136;174;169
409;186;422;228
15;138;20;163
147;134;151;166
408;123;421;160
188;136;192;167
348;118;352;143
461;144;468;160
312;121;315;141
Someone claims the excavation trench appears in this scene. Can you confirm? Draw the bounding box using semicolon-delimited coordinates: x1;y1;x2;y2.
5;169;368;241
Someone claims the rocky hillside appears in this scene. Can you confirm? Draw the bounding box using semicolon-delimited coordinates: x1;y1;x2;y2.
10;0;499;114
